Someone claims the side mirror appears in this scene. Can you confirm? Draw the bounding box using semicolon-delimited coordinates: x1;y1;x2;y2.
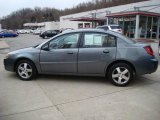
42;43;49;51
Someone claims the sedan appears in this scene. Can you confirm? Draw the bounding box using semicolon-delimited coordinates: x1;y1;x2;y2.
0;31;18;38
40;30;59;39
4;29;158;86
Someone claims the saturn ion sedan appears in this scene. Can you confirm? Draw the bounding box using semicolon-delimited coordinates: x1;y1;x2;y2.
4;29;158;86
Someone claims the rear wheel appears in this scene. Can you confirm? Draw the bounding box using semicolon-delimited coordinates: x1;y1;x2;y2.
15;60;37;80
108;63;134;86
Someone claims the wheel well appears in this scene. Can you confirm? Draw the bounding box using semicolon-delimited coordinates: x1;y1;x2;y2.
106;60;136;76
14;58;37;72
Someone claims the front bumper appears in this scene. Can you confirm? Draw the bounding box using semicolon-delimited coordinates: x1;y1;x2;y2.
4;58;15;72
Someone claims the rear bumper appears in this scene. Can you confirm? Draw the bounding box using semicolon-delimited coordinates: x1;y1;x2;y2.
136;58;158;75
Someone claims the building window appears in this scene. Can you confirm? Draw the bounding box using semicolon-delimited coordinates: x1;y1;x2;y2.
139;16;158;39
84;23;90;28
78;23;83;29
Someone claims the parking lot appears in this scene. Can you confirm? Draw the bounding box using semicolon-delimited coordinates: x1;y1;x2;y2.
0;34;160;120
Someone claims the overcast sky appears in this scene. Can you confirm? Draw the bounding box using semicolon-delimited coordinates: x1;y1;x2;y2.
0;0;91;18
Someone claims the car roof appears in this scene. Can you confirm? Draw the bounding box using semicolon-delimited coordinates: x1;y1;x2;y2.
59;28;122;38
97;24;119;27
62;28;106;33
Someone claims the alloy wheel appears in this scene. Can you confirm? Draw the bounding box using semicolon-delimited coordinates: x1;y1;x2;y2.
112;67;130;85
18;63;33;79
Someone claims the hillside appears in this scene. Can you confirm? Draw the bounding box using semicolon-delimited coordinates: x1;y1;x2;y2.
0;0;147;29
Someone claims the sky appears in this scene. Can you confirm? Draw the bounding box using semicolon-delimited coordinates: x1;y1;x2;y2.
0;0;91;18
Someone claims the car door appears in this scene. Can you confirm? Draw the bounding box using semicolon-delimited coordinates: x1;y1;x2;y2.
78;32;117;74
40;33;80;73
46;31;51;37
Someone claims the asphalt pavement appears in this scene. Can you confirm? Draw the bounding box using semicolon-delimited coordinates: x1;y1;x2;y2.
0;34;160;120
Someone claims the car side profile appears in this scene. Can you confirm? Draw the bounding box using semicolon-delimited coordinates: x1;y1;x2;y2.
4;29;158;86
40;30;59;39
0;30;18;38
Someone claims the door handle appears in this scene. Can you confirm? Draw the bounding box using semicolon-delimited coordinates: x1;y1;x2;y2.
67;51;73;54
103;49;109;53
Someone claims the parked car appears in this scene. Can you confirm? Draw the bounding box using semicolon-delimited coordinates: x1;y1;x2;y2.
40;30;59;39
97;24;122;34
17;29;26;34
0;30;18;38
33;29;43;35
4;29;158;86
60;28;74;33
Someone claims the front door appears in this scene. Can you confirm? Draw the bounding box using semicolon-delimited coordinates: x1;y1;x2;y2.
40;33;80;73
78;32;117;74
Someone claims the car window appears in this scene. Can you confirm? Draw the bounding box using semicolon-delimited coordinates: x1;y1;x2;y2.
97;26;108;30
49;33;79;49
102;26;108;30
110;26;121;29
51;31;57;34
117;37;128;47
47;31;52;33
82;33;116;48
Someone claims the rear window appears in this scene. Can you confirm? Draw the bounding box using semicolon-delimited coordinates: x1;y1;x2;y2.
82;33;116;48
110;26;121;29
121;35;136;44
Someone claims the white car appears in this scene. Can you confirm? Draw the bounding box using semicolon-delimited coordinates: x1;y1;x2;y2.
97;24;122;34
17;29;26;34
33;29;43;35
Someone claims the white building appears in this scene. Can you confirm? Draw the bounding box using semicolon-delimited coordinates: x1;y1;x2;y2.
44;21;60;31
60;0;160;39
23;21;60;31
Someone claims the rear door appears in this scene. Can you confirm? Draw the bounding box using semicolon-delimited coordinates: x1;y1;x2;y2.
78;32;117;74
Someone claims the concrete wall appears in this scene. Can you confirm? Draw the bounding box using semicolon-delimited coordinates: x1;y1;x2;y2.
60;0;160;29
44;21;60;31
23;21;60;30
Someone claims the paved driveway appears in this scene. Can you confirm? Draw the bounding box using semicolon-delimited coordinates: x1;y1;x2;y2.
0;34;160;120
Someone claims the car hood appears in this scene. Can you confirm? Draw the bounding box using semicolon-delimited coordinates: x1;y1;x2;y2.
9;47;40;55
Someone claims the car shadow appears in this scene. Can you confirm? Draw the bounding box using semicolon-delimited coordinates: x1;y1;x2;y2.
38;74;108;84
36;74;153;87
7;73;154;87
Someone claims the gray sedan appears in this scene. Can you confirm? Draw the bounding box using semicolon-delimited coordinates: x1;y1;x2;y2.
4;29;158;86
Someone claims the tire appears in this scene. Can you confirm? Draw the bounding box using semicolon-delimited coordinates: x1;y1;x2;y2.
15;60;37;80
42;36;47;39
44;36;47;39
108;63;134;86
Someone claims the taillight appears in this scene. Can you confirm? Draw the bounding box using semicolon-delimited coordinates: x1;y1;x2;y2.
144;46;154;56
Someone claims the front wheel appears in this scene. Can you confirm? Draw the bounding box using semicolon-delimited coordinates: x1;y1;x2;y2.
108;63;134;86
15;60;37;80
